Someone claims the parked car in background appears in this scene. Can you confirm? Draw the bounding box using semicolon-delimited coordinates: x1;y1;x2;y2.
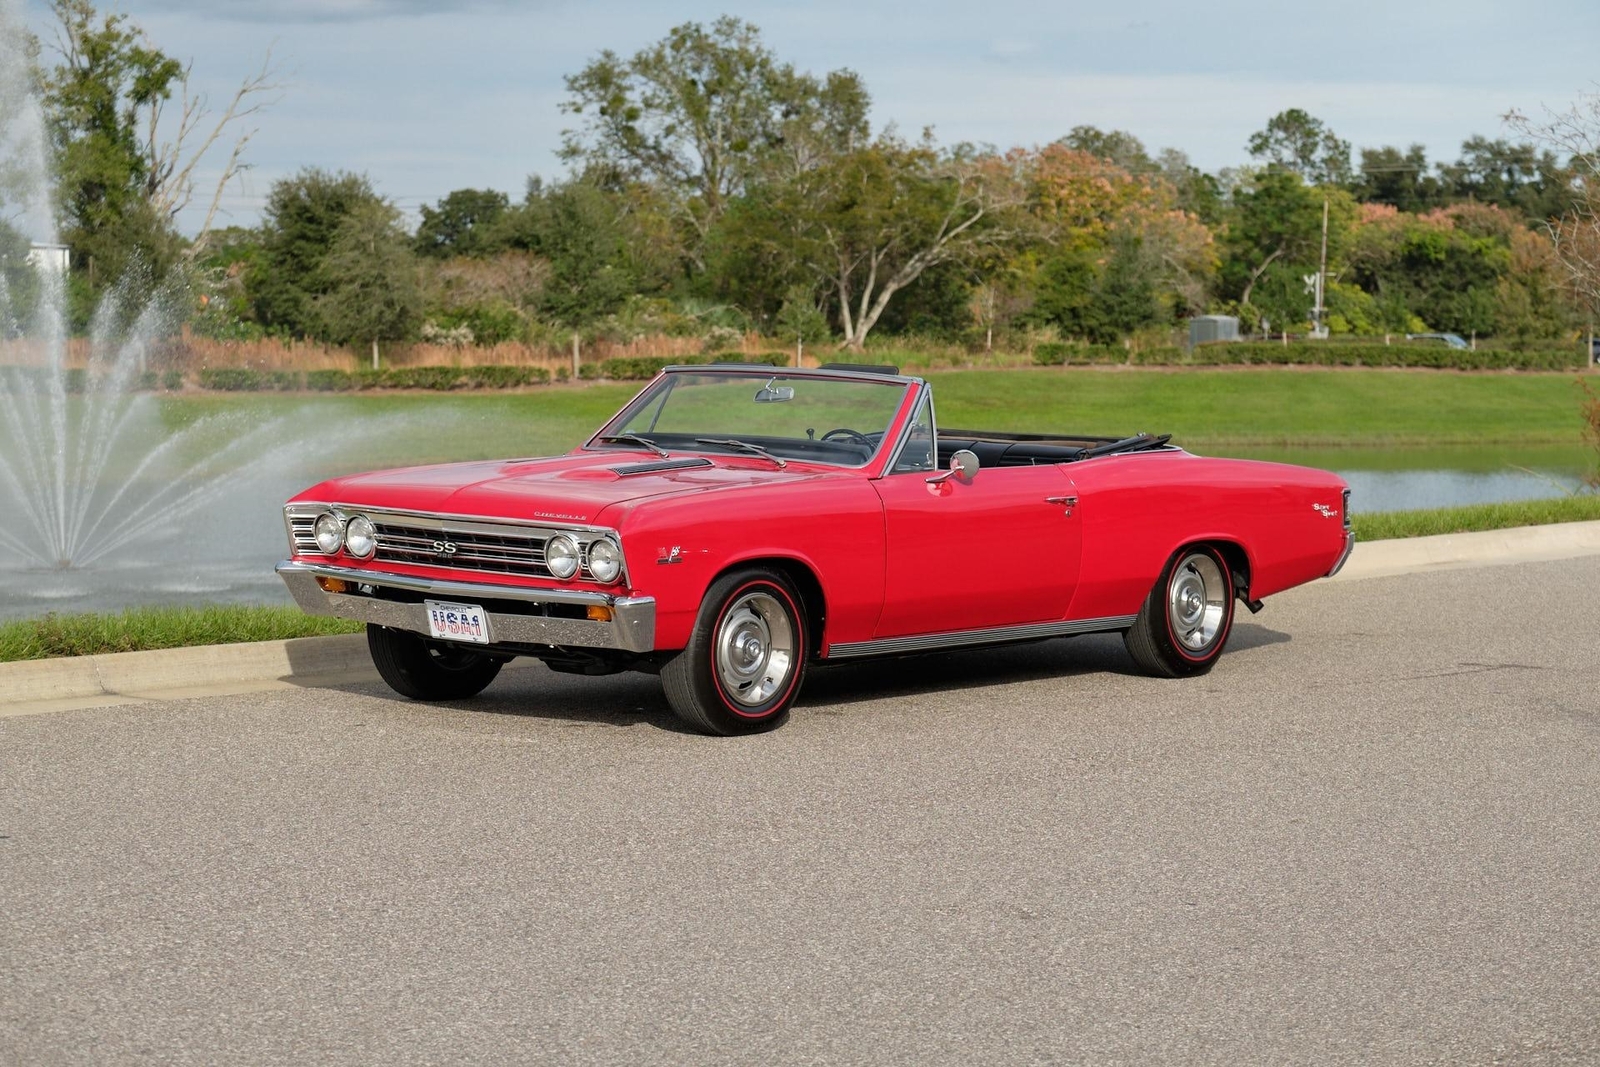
276;364;1354;734
1404;332;1470;349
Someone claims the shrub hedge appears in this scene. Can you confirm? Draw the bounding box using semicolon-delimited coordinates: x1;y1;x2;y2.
1187;342;1587;370
208;365;554;392
1032;341;1589;371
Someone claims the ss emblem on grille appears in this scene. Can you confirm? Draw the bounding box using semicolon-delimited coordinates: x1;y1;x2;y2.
432;540;459;556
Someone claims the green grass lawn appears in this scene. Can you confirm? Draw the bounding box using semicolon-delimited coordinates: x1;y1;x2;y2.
926;368;1594;446
0;605;361;662
152;369;1596;461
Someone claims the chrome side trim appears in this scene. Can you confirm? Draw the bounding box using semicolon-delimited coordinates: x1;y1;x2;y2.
275;561;656;653
1326;531;1356;577
825;614;1137;660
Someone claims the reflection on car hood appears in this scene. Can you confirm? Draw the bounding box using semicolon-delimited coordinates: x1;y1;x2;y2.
295;451;830;526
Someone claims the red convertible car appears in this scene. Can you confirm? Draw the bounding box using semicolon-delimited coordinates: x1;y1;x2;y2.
277;363;1353;734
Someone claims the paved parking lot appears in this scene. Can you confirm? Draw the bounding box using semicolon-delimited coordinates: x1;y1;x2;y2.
3;557;1598;1065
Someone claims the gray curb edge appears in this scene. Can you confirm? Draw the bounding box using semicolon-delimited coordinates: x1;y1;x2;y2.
5;520;1600;712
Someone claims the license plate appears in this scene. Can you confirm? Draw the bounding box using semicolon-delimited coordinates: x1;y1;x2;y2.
425;600;491;644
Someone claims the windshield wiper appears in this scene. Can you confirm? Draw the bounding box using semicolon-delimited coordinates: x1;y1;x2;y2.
694;437;787;469
598;433;670;459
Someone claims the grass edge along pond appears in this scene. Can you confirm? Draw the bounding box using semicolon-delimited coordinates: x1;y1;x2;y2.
5;495;1598;663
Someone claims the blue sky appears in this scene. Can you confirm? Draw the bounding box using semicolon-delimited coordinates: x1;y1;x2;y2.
18;0;1600;232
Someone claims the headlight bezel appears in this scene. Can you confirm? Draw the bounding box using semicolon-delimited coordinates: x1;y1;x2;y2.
344;514;377;559
586;536;623;584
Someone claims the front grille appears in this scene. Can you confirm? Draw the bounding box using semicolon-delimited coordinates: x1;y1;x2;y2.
373;521;550;578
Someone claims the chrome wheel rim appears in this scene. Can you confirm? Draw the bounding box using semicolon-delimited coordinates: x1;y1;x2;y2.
715;591;795;707
1168;553;1227;652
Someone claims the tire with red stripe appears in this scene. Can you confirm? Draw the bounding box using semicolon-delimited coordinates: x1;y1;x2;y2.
662;568;809;735
1123;545;1236;678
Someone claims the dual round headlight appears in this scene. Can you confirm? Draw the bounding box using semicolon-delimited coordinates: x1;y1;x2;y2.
545;534;623;584
312;512;377;559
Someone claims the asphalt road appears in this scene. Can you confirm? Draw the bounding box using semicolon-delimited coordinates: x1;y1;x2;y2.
3;558;1598;1066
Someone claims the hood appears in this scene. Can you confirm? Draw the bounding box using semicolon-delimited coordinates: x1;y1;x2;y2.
294;451;829;526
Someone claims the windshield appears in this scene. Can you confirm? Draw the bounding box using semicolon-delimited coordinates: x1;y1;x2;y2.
595;371;911;467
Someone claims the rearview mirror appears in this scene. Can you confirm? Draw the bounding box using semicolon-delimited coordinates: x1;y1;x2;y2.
926;448;978;485
753;383;795;403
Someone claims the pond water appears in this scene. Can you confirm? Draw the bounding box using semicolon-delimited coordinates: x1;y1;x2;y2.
1213;444;1592;514
0;402;1591;620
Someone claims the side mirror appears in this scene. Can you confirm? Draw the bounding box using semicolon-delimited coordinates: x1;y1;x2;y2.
926;448;978;485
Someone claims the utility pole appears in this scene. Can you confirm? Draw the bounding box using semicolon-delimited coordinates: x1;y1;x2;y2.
1314;197;1329;339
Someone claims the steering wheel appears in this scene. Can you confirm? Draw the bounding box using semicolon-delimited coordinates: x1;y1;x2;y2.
820;428;872;447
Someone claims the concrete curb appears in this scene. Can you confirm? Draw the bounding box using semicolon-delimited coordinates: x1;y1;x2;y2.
4;519;1600;717
0;633;375;712
1332;519;1600;582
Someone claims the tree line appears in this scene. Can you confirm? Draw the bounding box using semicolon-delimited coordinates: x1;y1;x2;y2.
2;3;1596;356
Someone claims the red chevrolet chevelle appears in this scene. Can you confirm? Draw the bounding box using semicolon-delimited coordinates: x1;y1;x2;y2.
277;364;1353;734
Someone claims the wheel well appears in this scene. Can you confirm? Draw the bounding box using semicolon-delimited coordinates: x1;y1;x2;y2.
1204;540;1252;598
711;557;827;656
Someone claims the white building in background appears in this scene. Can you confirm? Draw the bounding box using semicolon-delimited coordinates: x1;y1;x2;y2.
25;242;68;274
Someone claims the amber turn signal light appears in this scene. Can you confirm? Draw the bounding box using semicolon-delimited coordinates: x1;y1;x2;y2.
316;576;350;594
586;605;614;622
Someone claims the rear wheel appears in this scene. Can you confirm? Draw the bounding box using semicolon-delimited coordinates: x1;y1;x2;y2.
1124;545;1236;677
367;625;503;700
662;568;809;735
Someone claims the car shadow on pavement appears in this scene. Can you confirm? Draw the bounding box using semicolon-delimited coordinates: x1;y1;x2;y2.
306;623;1292;733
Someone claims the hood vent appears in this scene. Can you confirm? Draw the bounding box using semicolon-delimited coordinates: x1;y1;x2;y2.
611;457;715;476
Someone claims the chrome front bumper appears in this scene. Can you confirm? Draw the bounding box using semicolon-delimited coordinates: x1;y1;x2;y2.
276;561;656;653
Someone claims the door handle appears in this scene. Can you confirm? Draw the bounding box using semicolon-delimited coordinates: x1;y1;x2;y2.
1045;495;1077;516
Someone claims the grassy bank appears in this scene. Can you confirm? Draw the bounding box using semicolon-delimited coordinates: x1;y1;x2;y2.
0;605;361;662
1349;494;1600;541
5;495;1598;662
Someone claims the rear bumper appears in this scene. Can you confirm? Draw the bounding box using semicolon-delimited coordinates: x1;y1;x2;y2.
1326;531;1356;577
276;560;656;653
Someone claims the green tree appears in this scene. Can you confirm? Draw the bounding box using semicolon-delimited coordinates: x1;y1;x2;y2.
1354;144;1447;213
414;188;510;258
37;0;276;323
774;282;830;360
39;0;184;322
1220;169;1351;322
1439;136;1574;223
1247;108;1353;186
1060;126;1154;174
765;138;1019;349
501;178;636;326
250;168;387;337
559;16;868;266
315;200;422;364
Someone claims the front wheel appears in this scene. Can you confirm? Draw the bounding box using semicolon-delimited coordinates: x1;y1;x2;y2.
1123;545;1236;677
661;568;809;735
367;625;503;700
